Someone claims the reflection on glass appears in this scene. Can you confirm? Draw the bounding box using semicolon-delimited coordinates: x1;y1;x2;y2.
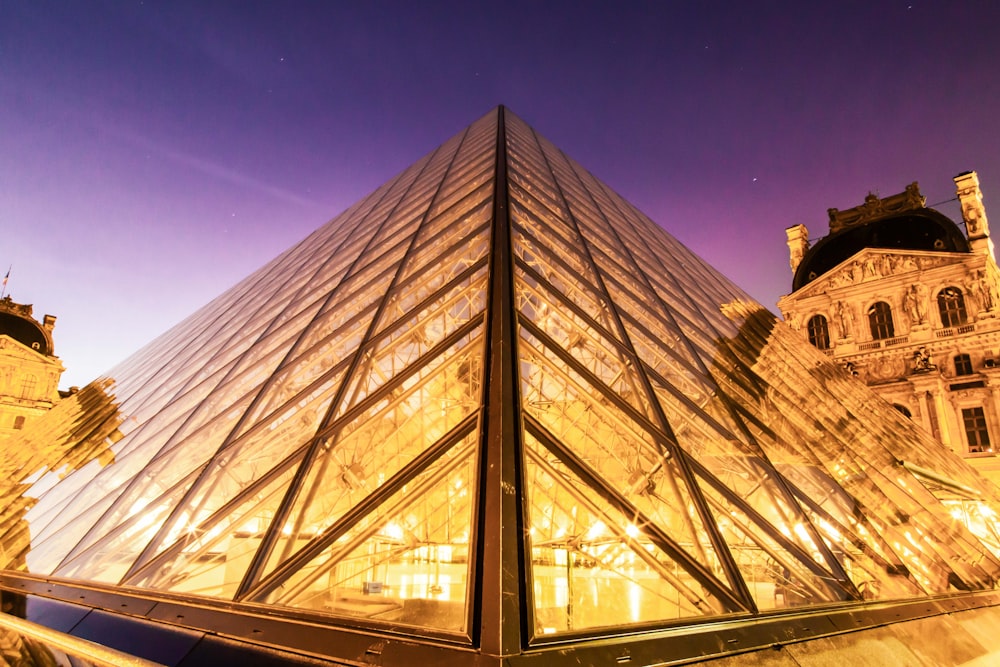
0;380;121;574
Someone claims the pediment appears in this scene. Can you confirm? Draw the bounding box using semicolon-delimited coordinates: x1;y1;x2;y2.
792;248;971;299
0;334;58;366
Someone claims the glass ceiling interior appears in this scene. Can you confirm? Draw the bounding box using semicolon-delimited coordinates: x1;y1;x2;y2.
2;107;1000;652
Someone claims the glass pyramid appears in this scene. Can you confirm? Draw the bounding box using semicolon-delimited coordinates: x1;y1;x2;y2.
3;107;1000;659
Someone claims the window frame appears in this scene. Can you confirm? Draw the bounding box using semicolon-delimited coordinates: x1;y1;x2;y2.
961;406;991;453
807;314;831;350
954;353;974;376
937;287;968;328
867;302;895;340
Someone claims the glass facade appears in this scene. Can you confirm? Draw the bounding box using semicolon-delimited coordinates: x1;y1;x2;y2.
3;108;1000;655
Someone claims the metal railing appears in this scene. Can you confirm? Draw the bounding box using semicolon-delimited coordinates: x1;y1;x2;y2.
0;612;165;667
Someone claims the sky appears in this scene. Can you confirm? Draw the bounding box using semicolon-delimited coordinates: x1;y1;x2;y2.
3;1;1000;389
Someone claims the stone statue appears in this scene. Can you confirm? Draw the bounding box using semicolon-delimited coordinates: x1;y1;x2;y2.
916;283;929;322
863;256;877;279
983;272;997;311
880;254;893;277
912;347;936;373
903;286;917;323
966;270;996;312
836;301;853;339
904;284;928;325
966;272;984;311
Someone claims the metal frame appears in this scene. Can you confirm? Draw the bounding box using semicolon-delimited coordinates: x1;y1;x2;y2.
3;573;1000;666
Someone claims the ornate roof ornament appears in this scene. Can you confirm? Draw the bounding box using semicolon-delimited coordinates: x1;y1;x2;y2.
827;182;926;233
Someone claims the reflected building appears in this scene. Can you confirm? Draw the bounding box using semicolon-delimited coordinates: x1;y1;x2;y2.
3;108;1000;665
0;296;64;439
778;175;1000;486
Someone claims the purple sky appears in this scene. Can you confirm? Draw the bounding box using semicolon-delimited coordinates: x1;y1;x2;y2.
4;1;1000;389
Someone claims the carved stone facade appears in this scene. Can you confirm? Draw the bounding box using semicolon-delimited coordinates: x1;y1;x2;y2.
778;172;1000;485
0;296;64;439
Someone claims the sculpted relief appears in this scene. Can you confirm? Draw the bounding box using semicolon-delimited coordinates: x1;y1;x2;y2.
965;269;999;313
820;254;940;292
858;356;907;383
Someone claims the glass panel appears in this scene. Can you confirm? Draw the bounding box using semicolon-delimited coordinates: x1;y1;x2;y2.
721;304;1000;591
515;269;654;420
54;466;203;582
131;366;348;569
791;493;925;601
261;326;485;578
524;433;728;636
128;464;299;599
258;432;478;633
334;271;488;419
517;327;733;590
690;463;847;609
45;381;261;573
0;381;122;572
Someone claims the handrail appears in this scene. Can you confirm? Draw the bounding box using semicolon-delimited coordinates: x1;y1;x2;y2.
0;611;166;667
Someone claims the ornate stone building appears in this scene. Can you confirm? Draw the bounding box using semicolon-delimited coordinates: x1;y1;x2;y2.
778;172;1000;482
0;295;64;438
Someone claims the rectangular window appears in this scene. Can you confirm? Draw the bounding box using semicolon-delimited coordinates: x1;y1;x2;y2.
962;407;991;453
955;354;974;376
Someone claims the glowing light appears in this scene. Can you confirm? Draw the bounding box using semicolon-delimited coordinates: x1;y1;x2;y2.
625;523;640;538
383;522;404;540
818;519;841;541
238;518;260;535
587;520;607;541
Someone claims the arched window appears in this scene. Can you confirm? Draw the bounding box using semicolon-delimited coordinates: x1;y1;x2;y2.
868;302;895;340
938;286;968;327
807;314;831;350
892;404;912;418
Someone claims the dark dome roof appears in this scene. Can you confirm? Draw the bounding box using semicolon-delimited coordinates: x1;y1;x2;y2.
792;208;970;291
0;310;51;355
